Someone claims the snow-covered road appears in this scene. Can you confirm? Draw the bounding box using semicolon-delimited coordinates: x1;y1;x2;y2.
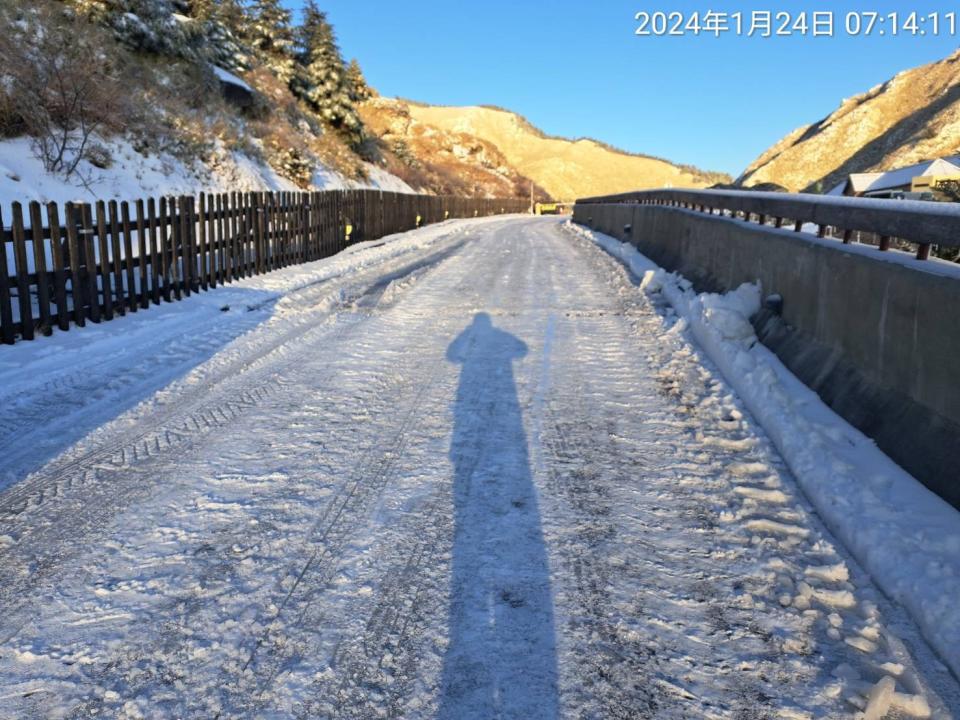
0;217;957;719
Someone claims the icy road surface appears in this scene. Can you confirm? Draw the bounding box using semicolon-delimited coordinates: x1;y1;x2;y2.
0;217;957;719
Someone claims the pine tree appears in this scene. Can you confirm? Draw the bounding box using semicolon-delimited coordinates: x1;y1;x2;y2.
185;0;215;22
203;0;252;72
295;1;363;145
66;0;207;61
246;0;296;83
171;0;251;71
345;59;374;102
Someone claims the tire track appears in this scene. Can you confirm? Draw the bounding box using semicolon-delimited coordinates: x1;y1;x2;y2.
291;228;546;719
0;236;471;527
0;235;475;657
234;236;523;718
0;232;473;489
49;232;488;719
295;345;490;720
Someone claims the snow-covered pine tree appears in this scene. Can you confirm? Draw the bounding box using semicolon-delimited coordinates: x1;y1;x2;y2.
65;0;207;61
245;0;296;84
295;1;364;146
345;59;374;102
184;0;252;72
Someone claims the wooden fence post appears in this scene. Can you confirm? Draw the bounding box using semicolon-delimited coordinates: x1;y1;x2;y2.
94;202;113;319
46;202;70;332
63;203;85;328
255;192;265;275
0;206;15;344
134;200;149;309
120;202;137;312
198;193;209;292
242;191;252;278
225;193;236;282
28;202;52;334
11;203;34;340
180;196;193;296
169;197;183;300
214;193;224;286
147;198;161;305
80;204;101;322
107;201;125;316
231;192;240;280
158;197;173;302
237;191;247;279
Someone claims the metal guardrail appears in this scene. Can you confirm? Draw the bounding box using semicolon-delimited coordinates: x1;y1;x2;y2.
576;188;960;260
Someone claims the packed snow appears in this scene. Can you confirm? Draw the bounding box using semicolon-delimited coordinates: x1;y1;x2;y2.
0;216;956;718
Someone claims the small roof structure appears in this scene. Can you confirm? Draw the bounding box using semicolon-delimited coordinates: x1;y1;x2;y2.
828;156;960;196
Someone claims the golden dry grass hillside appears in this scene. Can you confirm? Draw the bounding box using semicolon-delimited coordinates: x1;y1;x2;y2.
398;102;729;200
739;49;960;192
359;98;549;200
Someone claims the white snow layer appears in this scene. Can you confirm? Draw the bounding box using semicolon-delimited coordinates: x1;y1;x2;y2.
0;216;508;487
211;64;253;92
567;220;960;682
0;216;957;718
0;135;414;208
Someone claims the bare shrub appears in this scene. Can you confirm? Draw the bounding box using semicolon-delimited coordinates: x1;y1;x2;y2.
0;88;24;139
83;142;113;169
0;3;128;177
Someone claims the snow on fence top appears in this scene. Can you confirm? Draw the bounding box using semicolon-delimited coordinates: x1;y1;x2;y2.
577;188;960;260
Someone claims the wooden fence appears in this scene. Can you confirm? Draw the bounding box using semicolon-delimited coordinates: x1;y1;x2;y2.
0;189;528;344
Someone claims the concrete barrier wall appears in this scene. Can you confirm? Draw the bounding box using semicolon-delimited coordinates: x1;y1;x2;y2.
573;202;960;507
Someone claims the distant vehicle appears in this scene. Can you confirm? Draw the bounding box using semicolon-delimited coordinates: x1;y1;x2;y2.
536;203;561;215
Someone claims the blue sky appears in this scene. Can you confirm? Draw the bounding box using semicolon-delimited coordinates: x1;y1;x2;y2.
285;1;957;176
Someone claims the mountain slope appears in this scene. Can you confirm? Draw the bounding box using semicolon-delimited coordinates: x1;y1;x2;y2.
0;0;419;206
392;102;728;200
739;50;960;192
1;1;723;206
359;98;549;200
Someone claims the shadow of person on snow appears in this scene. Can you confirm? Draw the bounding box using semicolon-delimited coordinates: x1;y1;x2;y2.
439;312;558;719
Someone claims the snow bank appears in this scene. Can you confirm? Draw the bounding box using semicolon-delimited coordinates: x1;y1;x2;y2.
567;220;960;681
361;163;417;193
310;162;416;194
0;135;296;208
0;136;414;208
